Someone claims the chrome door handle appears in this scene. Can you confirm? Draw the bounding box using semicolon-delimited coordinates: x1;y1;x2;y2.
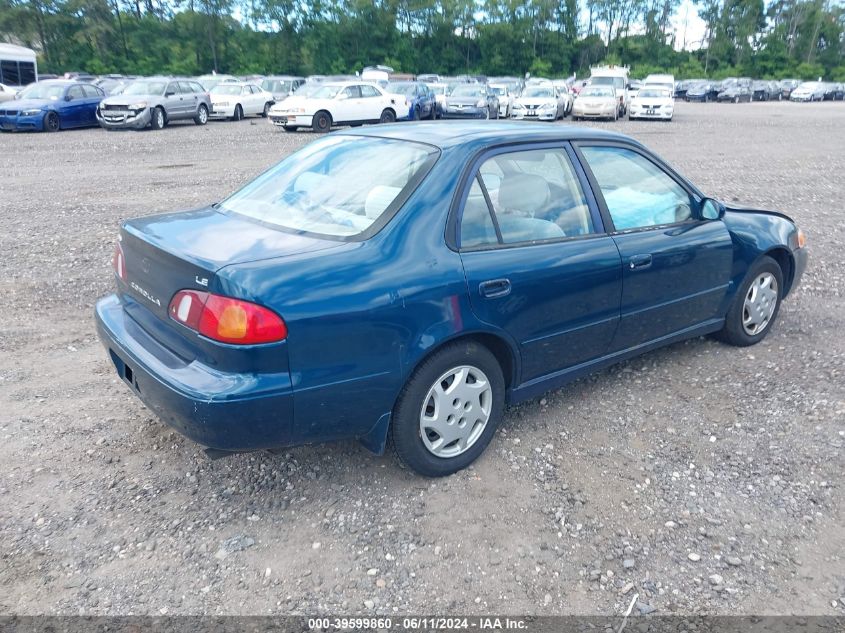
479;278;512;298
629;254;653;270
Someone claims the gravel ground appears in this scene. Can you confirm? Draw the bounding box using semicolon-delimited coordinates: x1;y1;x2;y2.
1;102;843;617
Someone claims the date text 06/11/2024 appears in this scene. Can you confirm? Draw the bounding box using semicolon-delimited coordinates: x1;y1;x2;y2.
306;617;528;630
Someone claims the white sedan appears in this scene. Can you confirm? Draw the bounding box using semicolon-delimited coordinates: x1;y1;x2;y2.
267;81;400;132
209;82;274;120
511;84;566;121
488;84;514;118
628;86;674;121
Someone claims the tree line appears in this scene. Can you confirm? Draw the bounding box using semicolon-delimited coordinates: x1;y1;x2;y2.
1;0;843;81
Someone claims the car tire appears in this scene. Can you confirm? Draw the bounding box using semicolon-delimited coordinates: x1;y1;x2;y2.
715;255;784;347
413;105;420;121
44;111;60;133
262;102;272;117
282;125;297;132
194;104;208;125
232;104;244;121
312;110;332;132
391;341;505;477
379;109;396;124
150;107;165;130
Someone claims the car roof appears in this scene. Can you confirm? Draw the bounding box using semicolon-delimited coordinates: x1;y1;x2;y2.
342;121;637;151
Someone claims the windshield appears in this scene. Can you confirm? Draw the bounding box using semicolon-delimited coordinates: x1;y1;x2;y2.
262;79;292;93
637;89;670;98
18;83;66;100
123;81;166;96
581;87;613;97
451;85;483;98
219;136;438;238
523;86;554;98
310;85;342;99
388;82;416;96
293;83;321;97
211;84;243;95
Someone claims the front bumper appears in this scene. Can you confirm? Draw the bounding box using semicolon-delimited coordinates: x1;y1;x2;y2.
686;94;709;102
629;108;673;120
268;113;313;127
572;108;616;119
0;111;45;131
95;294;294;451
97;108;151;129
790;246;808;296
442;106;487;119
511;109;556;120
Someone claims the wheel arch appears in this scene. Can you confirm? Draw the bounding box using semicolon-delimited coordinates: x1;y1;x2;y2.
763;246;796;297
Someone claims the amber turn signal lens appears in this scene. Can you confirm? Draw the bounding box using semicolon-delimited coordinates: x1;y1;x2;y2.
797;229;806;249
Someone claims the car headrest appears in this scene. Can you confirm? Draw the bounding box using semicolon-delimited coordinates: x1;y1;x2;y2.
497;173;550;213
364;185;402;219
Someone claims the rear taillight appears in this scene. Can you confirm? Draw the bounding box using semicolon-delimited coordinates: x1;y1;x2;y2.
112;241;126;281
168;290;287;344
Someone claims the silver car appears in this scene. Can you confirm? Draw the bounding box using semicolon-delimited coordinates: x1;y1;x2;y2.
260;76;305;104
96;77;211;130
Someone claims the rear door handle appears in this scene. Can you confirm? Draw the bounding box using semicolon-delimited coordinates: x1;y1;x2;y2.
479;278;511;298
629;254;653;270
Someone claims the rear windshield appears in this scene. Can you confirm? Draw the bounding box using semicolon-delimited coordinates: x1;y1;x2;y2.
219;136;439;238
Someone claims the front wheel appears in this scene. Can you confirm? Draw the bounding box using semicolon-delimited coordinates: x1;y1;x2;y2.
150;107;165;130
194;104;208;125
44;111;60;133
391;341;505;477
715;256;784;347
232;104;244;121
312;110;332;132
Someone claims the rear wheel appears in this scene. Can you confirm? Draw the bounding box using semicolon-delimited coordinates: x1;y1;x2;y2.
312;110;332;132
150;107;165;130
44;111;60;133
232;104;244;121
379;109;396;124
282;125;298;132
715;256;784;347
391;341;505;477
194;104;208;125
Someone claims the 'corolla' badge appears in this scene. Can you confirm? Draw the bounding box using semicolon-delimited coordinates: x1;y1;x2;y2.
130;281;161;307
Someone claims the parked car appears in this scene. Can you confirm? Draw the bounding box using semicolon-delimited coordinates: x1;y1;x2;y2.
95;76;133;96
511;84;566;121
488;83;515;118
643;73;675;96
267;81;400;132
0;80;104;132
628;86;674;121
442;84;499;119
717;83;752;103
95;122;808;476
386;81;436;120
674;79;692;100
416;74;441;84
789;81;827;102
427;83;449;118
628;79;643;97
751;80;779;101
551;80;574;114
97;77;210;130
572;85;619;120
260;76;305;103
779;79;801;99
822;82;841;101
209;82;274;120
0;82;17;103
685;80;719;102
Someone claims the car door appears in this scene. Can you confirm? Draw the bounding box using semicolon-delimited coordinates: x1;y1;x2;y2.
576;143;734;352
164;81;184;119
80;84;103;125
179;81;199;117
458;145;623;382
61;84;88;127
359;84;384;120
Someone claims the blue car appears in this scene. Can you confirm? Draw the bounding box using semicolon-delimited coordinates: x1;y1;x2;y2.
0;80;104;132
95;123;808;477
386;81;436;120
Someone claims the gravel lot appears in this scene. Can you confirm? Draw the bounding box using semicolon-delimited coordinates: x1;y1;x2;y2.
1;102;843;617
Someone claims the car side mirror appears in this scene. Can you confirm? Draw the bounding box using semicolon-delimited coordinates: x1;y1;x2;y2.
700;198;725;221
65;94;73;101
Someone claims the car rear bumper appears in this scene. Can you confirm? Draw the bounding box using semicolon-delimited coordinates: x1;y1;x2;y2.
97;108;151;129
95;294;294;451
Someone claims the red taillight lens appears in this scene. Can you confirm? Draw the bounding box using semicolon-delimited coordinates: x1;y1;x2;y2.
113;241;126;281
168;290;287;344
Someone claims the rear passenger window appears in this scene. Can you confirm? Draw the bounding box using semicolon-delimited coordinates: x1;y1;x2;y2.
459;148;596;248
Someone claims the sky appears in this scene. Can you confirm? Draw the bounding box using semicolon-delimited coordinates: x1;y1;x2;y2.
671;0;708;50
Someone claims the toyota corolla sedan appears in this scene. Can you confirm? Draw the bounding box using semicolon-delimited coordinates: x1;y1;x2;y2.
96;123;807;477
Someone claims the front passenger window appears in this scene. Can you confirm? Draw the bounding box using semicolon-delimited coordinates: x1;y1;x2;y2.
581;146;693;230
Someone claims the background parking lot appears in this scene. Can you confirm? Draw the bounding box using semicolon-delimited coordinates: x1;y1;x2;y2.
1;102;843;616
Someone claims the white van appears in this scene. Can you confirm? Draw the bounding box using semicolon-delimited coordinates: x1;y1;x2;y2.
0;43;38;89
643;74;676;97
